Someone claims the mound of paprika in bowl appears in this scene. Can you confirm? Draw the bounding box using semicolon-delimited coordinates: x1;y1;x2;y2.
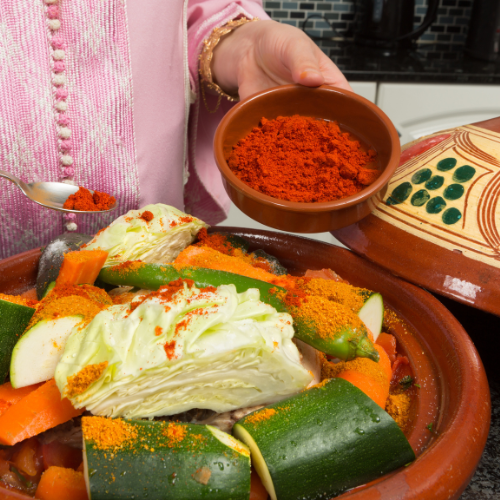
214;84;400;233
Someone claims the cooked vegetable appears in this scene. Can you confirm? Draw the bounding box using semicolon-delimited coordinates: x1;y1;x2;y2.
98;263;378;362
376;332;397;365
36;233;93;300
0;299;36;382
41;441;83;471
55;250;108;286
10;316;84;388
82;417;251;500
35;466;88;500
55;282;312;418
0;379;84;446
0;382;43;417
357;292;384;340
233;378;415;500
83;203;208;266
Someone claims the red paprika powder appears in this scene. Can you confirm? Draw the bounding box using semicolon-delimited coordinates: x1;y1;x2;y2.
226;115;379;203
63;187;116;211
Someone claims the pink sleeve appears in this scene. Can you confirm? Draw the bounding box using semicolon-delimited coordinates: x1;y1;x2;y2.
184;1;269;225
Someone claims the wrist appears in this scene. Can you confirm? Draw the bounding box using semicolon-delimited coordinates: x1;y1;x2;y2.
199;18;258;101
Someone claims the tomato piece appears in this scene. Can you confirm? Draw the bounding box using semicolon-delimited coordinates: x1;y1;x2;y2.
376;333;397;365
41;441;83;471
304;268;344;282
250;468;269;500
11;438;43;478
391;355;413;386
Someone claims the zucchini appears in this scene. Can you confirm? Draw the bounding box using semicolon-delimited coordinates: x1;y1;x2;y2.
83;418;250;500
10;316;83;388
0;299;35;382
233;378;415;500
98;264;378;361
357;292;384;341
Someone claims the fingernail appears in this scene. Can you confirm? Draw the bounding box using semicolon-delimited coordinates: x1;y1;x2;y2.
300;70;322;80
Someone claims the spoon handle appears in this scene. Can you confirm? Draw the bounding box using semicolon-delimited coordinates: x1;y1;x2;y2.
0;170;23;188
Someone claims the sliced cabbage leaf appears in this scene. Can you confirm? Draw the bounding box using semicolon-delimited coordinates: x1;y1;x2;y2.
83;204;208;266
55;283;312;419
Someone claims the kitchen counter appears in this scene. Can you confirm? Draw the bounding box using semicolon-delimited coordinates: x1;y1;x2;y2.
316;40;500;85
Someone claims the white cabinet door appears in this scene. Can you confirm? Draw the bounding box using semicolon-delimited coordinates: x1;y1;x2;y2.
377;83;500;145
350;81;377;103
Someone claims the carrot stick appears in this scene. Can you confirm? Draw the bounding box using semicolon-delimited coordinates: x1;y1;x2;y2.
374;345;392;381
0;379;83;446
376;332;397;365
35;466;88;500
338;370;389;409
0;382;43;417
56;250;108;286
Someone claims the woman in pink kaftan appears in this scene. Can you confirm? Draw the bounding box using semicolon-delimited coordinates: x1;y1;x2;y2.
0;0;349;258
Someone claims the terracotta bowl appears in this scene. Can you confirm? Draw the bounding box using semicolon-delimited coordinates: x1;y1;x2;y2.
214;84;400;233
0;230;490;500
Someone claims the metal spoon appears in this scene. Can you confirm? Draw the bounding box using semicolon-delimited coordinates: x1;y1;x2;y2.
0;170;116;213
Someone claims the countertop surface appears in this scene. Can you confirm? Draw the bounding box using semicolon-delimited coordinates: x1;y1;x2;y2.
316;40;500;84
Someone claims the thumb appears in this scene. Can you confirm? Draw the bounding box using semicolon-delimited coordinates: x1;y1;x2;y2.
280;37;326;87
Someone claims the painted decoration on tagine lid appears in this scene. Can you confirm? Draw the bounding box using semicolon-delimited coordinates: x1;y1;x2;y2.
333;116;500;316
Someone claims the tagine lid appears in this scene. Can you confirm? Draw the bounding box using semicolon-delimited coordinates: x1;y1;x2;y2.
333;116;500;316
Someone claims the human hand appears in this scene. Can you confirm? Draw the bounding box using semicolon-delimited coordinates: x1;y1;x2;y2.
211;19;351;100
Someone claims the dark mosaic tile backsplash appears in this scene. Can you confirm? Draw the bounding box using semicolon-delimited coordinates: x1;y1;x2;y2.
265;0;473;47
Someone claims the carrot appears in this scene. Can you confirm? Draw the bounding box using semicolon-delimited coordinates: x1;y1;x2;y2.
0;379;84;446
250;467;269;500
376;332;397;365
0;382;43;418
374;344;392;381
174;246;277;282
56;250;109;286
35;466;88;500
338;370;389;409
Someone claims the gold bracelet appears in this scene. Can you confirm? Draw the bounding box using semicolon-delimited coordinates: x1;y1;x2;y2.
199;17;259;113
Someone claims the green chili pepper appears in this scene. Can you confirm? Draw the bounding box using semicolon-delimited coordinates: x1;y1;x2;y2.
98;263;378;362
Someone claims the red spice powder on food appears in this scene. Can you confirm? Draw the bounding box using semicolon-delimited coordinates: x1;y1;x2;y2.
139;210;154;222
246;408;277;424
170;216;194;228
63;186;115;211
164;340;177;360
226;115;379;203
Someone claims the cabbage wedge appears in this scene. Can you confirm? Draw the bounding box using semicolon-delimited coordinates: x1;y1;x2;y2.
83;204;207;266
55;283;312;419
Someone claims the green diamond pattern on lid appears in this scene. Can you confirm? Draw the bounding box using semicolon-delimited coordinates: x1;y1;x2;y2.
425;175;445;190
386;182;413;205
411;190;430;207
453;165;476;183
411;168;432;184
436;158;457;171
426;197;447;214
443;184;465;200
442;207;462;225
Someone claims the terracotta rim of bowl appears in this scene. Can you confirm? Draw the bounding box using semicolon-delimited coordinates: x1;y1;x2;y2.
214;84;401;213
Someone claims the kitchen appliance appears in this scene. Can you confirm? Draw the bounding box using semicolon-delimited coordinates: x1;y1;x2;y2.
465;0;500;61
354;0;440;49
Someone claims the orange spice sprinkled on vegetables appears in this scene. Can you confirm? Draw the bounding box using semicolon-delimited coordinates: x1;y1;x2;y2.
299;279;369;313
386;392;412;431
321;356;388;388
155;326;163;336
162;422;187;447
66;361;108;397
108;261;146;277
0;292;38;308
82;416;138;451
246;408;277;424
291;295;365;341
